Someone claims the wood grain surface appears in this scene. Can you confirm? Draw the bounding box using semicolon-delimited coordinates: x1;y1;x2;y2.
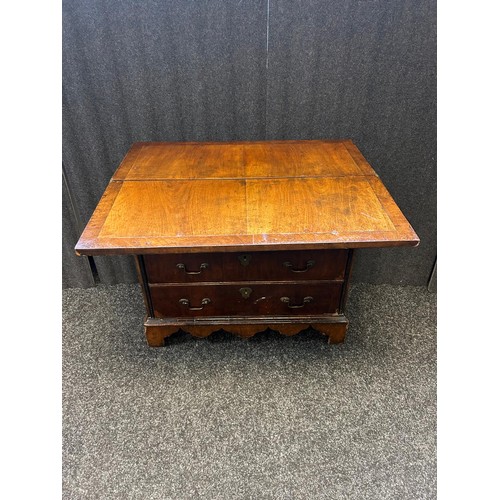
75;139;419;255
143;249;348;283
149;282;343;317
143;314;349;346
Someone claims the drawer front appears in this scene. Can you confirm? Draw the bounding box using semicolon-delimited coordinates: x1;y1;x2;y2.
149;282;343;317
144;253;223;283
144;249;348;283
223;249;348;281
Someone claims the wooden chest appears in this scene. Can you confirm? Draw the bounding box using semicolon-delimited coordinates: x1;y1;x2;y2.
75;140;419;346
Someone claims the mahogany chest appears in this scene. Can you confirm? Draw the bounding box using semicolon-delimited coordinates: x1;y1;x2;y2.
75;140;419;346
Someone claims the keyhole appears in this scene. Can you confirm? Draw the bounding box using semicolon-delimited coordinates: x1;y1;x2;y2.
239;287;253;299
238;254;251;266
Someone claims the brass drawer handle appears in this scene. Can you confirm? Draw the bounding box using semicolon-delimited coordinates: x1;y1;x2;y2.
179;298;211;310
176;262;209;275
283;259;315;273
280;296;314;308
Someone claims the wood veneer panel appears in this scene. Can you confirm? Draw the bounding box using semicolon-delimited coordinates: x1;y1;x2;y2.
145;253;224;283
75;140;419;255
99;179;247;238
242;141;363;178
246;177;395;235
221;249;348;281
144;249;348;283
122;143;245;180
113;140;368;180
150;282;343;317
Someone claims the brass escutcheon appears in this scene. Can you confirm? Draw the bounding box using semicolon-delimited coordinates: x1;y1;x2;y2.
239;287;253;299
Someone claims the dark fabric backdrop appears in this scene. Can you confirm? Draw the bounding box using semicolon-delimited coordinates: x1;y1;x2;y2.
62;168;94;288
63;0;436;288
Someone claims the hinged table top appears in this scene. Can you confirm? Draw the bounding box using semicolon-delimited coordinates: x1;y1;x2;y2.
75;139;419;255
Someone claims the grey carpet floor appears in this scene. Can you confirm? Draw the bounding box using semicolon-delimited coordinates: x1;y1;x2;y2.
62;283;436;500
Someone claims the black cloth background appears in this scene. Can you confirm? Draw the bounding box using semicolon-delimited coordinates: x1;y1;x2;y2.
63;0;436;288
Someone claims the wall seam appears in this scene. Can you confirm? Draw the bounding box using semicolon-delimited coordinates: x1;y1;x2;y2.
264;0;270;139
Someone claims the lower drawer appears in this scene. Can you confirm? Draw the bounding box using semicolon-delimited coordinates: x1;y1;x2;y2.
149;282;343;317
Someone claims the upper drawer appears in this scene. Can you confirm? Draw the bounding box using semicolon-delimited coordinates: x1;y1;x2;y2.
144;249;348;283
144;253;223;283
222;249;348;281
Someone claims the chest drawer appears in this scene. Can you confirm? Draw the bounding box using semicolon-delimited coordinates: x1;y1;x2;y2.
144;253;223;283
144;249;348;283
149;282;343;317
